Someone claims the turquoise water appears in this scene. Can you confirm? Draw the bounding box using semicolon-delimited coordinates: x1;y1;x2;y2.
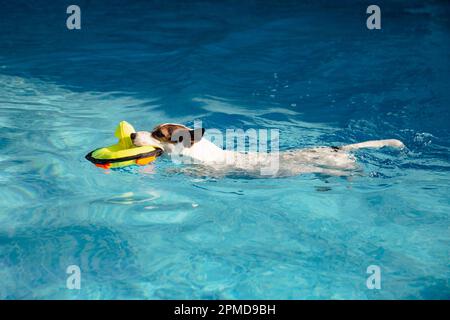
0;0;449;299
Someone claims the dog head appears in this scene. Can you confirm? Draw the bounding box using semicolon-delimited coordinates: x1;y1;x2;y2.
131;123;205;154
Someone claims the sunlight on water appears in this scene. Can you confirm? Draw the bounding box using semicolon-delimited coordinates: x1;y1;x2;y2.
0;0;449;299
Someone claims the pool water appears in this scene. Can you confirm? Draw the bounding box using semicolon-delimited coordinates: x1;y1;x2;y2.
0;0;449;299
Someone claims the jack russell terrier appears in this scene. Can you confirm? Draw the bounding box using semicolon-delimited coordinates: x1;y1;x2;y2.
131;123;405;177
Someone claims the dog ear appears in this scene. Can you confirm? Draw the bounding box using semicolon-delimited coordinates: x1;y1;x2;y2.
189;128;205;144
170;128;192;147
169;127;205;147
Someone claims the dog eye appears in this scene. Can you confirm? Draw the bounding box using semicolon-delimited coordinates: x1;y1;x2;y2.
153;131;164;138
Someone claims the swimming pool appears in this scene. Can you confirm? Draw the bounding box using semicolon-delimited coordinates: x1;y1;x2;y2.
0;0;449;299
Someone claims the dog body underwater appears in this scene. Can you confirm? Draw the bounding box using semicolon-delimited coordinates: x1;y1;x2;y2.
131;123;405;177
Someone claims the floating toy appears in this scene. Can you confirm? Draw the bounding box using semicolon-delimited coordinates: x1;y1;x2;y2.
85;121;162;169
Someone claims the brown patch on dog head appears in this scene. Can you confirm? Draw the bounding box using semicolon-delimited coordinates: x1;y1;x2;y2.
151;123;205;147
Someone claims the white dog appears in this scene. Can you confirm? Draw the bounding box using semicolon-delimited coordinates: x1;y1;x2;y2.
131;123;405;177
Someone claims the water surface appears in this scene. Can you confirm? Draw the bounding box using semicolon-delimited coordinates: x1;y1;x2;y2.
0;0;449;299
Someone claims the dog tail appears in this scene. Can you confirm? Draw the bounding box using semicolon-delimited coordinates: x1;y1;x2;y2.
340;139;405;151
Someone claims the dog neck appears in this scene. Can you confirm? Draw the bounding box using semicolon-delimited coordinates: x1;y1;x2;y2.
179;138;227;164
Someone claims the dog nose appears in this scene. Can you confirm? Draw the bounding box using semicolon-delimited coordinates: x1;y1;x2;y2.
130;133;136;140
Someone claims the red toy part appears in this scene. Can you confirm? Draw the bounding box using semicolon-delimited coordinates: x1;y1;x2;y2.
95;163;111;169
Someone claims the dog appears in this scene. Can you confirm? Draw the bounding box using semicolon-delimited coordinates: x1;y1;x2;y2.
131;123;405;177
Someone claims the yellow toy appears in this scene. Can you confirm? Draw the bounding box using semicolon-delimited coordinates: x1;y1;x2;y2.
85;121;162;169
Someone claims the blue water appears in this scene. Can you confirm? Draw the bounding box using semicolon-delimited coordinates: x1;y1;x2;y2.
0;0;449;299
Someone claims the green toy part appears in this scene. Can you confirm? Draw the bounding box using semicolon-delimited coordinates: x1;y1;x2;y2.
85;121;162;169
